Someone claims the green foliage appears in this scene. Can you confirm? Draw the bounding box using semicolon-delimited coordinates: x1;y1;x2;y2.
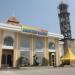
16;57;24;68
42;57;48;66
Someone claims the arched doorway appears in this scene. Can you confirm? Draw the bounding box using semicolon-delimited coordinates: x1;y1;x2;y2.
48;42;56;66
1;50;13;67
1;37;13;68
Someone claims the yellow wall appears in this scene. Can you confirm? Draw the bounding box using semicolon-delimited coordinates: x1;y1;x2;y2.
0;29;60;68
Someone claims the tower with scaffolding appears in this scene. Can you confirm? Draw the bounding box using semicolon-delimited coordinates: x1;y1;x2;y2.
58;0;75;66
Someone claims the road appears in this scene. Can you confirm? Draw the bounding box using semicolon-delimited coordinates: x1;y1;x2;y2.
0;67;75;75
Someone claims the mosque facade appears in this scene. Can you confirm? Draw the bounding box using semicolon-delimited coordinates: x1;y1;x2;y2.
0;16;64;68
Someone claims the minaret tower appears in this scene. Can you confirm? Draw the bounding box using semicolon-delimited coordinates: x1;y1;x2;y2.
58;0;72;65
58;0;71;39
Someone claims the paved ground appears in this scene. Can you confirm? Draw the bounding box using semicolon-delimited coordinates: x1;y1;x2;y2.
0;67;75;75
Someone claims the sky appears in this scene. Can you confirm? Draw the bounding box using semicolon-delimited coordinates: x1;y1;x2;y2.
0;0;75;38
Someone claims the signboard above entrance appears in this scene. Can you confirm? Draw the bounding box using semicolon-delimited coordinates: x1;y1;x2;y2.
21;25;48;36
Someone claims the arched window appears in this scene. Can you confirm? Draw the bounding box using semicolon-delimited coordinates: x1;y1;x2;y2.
49;42;55;49
4;37;13;46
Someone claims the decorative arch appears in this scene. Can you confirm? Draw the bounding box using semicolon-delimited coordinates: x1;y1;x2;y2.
4;36;13;46
49;42;55;49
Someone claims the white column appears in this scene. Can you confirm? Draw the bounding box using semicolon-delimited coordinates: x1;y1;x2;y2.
0;30;3;68
13;32;20;67
30;35;35;65
55;39;60;66
44;37;49;65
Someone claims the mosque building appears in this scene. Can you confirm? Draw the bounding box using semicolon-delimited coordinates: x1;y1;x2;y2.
0;16;64;68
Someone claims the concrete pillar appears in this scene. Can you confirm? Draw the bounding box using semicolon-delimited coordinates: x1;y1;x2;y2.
30;35;35;65
0;30;3;68
55;39;60;66
44;37;49;65
13;32;20;67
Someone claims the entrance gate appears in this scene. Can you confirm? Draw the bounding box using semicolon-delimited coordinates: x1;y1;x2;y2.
49;52;56;66
1;50;13;67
